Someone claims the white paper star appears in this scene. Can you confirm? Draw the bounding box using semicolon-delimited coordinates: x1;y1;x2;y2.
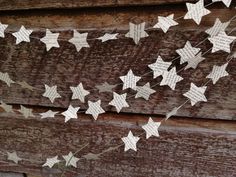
0;72;15;86
17;81;35;91
70;83;90;103
212;0;232;7
40;29;59;51
205;18;230;37
40;110;58;119
183;83;207;106
12;26;33;44
0;22;8;38
119;69;141;90
148;56;172;78
153;14;179;33
109;92;129;113
176;41;201;64
42;156;60;168
62;105;80;123
95;82;116;93
97;33;119;42
43;85;61;103
86;100;105;120
69;30;89;52
142;117;161;139
18;105;34;118
135;82;156;100
125;22;148;44
166;107;180;120
7;151;22;164
208;31;236;53
62;152;79;168
121;131;140;152
206;62;229;84
0;101;13;113
185;52;205;70
160;67;183;90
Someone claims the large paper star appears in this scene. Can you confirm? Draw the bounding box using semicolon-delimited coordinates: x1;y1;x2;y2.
97;33;118;42
185;52;205;70
62;105;80;122
62;152;79;168
109;92;129;113
205;18;230;37
0;22;8;38
120;69;141;90
206;63;229;84
125;22;148;44
86;100;105;120
18;105;34;118
212;0;232;7
43;85;61;103
135;82;156;100
70;83;90;103
40;29;59;51
40;110;58;119
142;117;161;139
69;30;89;52
12;25;33;44
153;14;178;33
42;156;60;168
122;131;140;152
7;151;22;164
0;72;15;86
95;82;116;93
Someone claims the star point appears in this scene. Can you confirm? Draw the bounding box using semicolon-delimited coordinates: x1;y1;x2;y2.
62;105;80;122
142;117;161;139
43;84;61;103
206;62;229;84
40;29;60;51
109;92;129;113
125;22;148;44
212;0;232;7
69;30;89;52
119;69;141;90
12;25;33;44
86;100;105;120
121;131;140;152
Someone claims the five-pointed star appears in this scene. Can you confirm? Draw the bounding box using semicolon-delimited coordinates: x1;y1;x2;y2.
69;30;90;52
212;0;232;7
185;52;205;70
206;62;229;84
160;67;183;90
121;131;140;152
62;152;80;168
208;31;236;53
0;72;15;86
42;156;60;168
7;151;22;164
0;22;8;38
97;33;119;42
153;14;179;33
176;41;201;64
12;25;33;44
183;83;207;106
19;105;34;118
119;69;141;90
166;107;180;120
85;100;105;120
43;84;61;103
95;82;117;93
148;56;172;78
205;18;230;37
40;29;60;51
135;82;156;100
142;117;161;139
70;83;90;103
17;81;35;91
125;22;148;44
109;92;129;113
184;0;211;25
40;110;58;119
0;101;14;113
62;105;80;122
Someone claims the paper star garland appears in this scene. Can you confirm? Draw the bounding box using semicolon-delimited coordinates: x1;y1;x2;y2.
85;100;105;120
119;69;141;90
97;33;119;42
142;117;161;139
135;82;156;100
62;105;80;122
148;56;172;78
42;156;60;168
184;0;211;25
19;105;34;118
0;72;15;86
70;83;90;103
166;107;180;120
176;41;201;64
43;85;61;103
0;101;14;113
7;151;22;164
212;0;232;7
206;63;229;84
17;81;35;91
125;22;148;44
109;92;129;113
69;30;90;52
205;18;230;37
40;110;58;119
185;52;205;70
183;83;207;106
62;152;79;168
40;29;60;51
12;26;33;44
153;14;179;33
95;82;116;93
121;131;140;152
0;22;8;38
208;31;236;53
160;67;183;90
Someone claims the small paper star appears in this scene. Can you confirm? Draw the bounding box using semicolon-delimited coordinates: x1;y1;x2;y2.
208;31;236;53
17;81;35;91
86;100;105;120
185;52;205;70
40;29;60;51
160;67;183;90
19;105;34;118
0;22;8;38
12;26;33;44
95;82;116;93
69;30;90;52
142;117;161;139
135;82;156;100
176;41;201;64
212;0;232;7
97;33;119;42
42;156;60;168
70;83;90;103
61;105;80;122
205;18;230;37
121;131;140;152
40;110;58;119
153;14;179;33
166;107;180;120
148;56;172;78
0;101;13;113
62;152;79;168
109;92;129;113
0;72;15;86
43;85;61;103
125;22;148;44
7;151;22;164
183;83;207;106
184;0;211;25
119;69;141;90
206;62;229;84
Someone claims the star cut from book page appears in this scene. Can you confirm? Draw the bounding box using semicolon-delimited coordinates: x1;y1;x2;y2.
17;81;35;91
69;30;90;52
70;83;90;103
109;92;129;113
184;0;211;25
135;82;156;100
40;29;60;51
185;52;205;70
40;110;58;119
166;106;181;120
12;25;33;44
0;22;8;38
121;131;140;152
0;72;15;86
62;105;80;123
95;82;117;93
125;22;148;44
120;69;141;90
153;14;178;33
0;101;14;113
205;18;230;37
86;100;105;120
7;151;22;164
97;33;119;42
43;156;60;168
63;152;80;168
43;84;61;103
212;0;232;7
142;117;161;139
18;105;34;118
206;62;229;84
